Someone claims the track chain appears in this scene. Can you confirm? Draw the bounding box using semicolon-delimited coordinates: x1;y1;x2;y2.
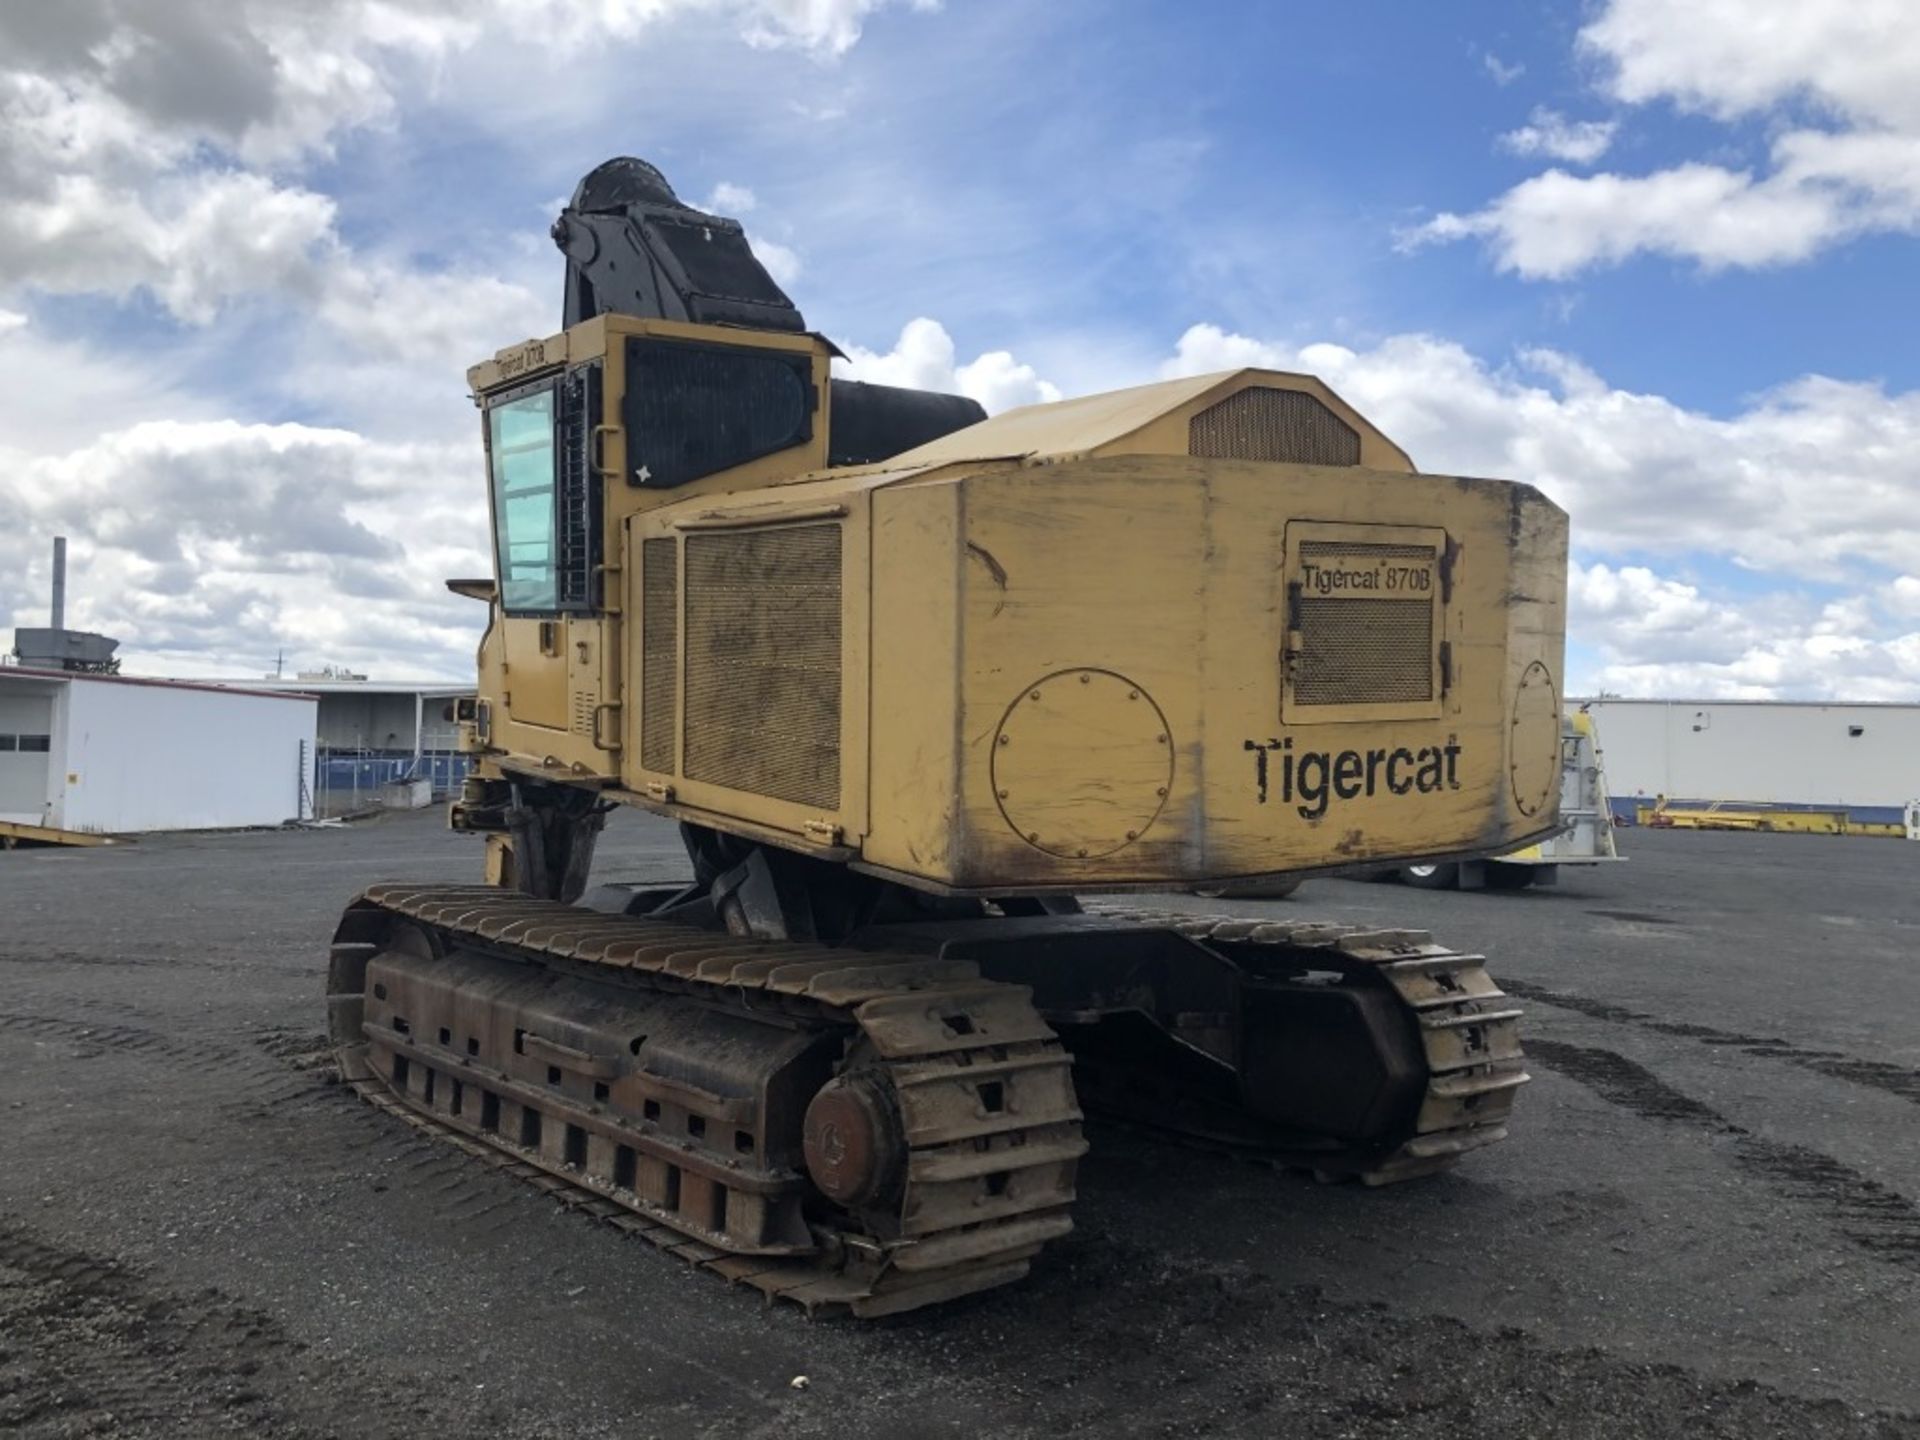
330;885;1085;1317
1086;905;1530;1184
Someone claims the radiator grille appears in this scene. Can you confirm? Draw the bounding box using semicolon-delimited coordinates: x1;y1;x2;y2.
1292;542;1435;706
640;538;678;772
683;524;841;808
1190;387;1361;466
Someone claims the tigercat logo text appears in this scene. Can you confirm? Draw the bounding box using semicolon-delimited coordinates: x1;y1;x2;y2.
1299;560;1432;596
1243;736;1461;820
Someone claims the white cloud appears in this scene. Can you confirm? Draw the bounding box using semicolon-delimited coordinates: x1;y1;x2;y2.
1890;576;1920;619
0;0;928;327
1498;108;1617;166
0;313;219;454
1419;0;1920;275
1482;53;1525;86
313;260;546;370
1407;162;1849;277
840;317;1061;412
0;419;486;679
1572;562;1743;661
704;181;758;214
1581;0;1920;128
0;1;928;168
751;236;804;287
0;0;948;678
1571;563;1920;699
1164;323;1920;580
739;0;940;56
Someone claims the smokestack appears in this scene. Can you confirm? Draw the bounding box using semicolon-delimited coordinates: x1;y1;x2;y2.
50;537;66;632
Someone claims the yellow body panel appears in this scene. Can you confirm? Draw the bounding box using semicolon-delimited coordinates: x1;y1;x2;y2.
462;323;1569;894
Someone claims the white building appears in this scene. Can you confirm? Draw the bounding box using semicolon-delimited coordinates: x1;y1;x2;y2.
0;668;318;834
240;678;469;757
1577;698;1920;821
233;679;474;809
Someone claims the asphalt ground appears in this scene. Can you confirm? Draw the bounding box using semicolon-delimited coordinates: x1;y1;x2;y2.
1;810;1916;1438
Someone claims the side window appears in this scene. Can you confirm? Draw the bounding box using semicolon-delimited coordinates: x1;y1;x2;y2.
486;368;603;615
488;388;559;612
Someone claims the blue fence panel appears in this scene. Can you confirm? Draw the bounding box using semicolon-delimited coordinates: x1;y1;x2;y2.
315;750;471;802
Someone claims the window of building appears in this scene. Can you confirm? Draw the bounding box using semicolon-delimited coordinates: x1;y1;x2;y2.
0;734;49;752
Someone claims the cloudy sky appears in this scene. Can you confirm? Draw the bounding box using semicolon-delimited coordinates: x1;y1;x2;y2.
2;0;1918;698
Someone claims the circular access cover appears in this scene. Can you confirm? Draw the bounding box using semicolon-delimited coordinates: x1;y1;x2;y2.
1509;660;1560;818
991;669;1172;859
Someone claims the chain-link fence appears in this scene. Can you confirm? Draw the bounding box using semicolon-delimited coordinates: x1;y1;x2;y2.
314;749;471;817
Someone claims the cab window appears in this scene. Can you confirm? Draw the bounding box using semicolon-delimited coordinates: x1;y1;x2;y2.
488;388;559;612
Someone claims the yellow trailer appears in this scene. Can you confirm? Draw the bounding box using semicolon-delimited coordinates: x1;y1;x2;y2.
1638;798;1906;839
0;819;119;849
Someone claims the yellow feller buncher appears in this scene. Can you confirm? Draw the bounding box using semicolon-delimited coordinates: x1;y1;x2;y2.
328;158;1568;1316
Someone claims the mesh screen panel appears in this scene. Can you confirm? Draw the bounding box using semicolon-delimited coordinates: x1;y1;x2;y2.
1292;542;1435;705
640;538;678;773
554;365;601;608
683;525;841;808
1190;388;1361;466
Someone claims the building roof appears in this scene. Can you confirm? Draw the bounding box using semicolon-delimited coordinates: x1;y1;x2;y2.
0;666;319;703
238;679;473;697
1576;696;1920;711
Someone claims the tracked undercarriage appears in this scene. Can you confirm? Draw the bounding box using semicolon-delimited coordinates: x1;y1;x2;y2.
328;865;1527;1316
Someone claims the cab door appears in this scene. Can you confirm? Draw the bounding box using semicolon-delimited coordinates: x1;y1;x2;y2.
485;366;603;739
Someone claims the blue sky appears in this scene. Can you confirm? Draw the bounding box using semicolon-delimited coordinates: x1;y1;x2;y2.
1;0;1917;697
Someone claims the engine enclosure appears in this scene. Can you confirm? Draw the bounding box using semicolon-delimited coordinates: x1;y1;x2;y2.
460;314;1567;895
